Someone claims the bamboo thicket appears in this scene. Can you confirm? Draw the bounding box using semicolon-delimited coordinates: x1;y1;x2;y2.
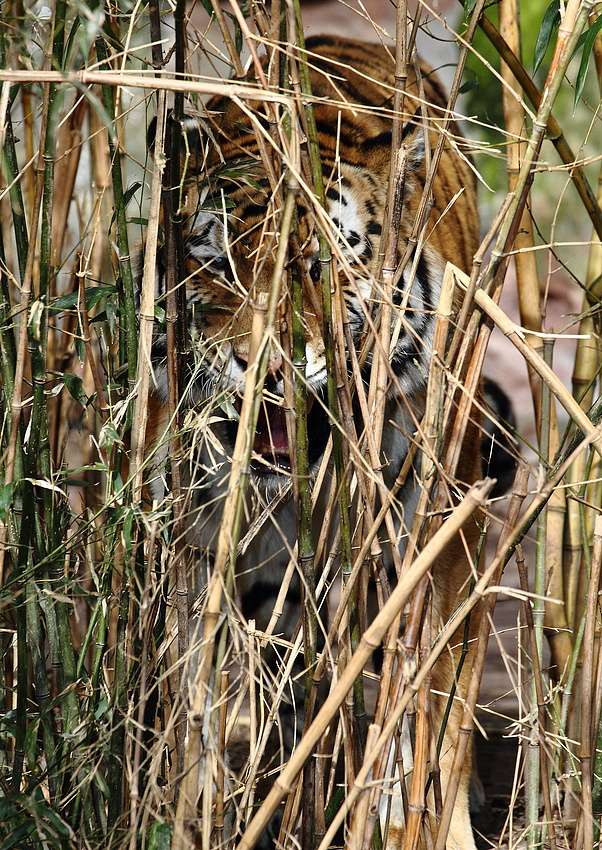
0;1;601;849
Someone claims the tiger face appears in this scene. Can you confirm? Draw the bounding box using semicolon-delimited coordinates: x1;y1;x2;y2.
159;156;419;486
149;37;478;495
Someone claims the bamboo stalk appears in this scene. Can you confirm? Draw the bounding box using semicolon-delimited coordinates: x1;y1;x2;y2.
213;671;229;843
347;723;382;850
432;466;530;850
499;0;545;426
575;514;602;850
292;0;355;640
404;643;430;850
127;517;159;850
517;541;559;850
477;0;597;307
565;23;602;640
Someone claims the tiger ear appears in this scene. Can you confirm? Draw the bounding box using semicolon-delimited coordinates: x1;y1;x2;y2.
147;112;207;217
146;111;203;160
400;121;425;172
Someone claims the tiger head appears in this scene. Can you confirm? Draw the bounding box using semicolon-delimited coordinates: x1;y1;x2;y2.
146;40;479;495
149;124;435;487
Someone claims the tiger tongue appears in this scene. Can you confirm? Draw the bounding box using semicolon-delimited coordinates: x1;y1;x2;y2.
257;403;289;457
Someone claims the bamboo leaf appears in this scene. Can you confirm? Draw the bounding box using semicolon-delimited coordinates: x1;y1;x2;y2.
62;372;88;407
148;822;172;850
0;483;14;523
459;79;479;94
0;821;34;850
25;478;68;497
50;284;117;314
533;0;561;73
574;16;602;106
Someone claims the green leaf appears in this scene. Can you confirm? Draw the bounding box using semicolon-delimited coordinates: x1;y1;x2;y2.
75;334;85;364
92;765;110;798
533;0;561;73
0;483;14;524
574;16;602;106
122;509;135;555
110;181;143;229
124;181;142;207
50;284;117;314
0;821;33;850
148;822;172;850
459;79;479;95
62;373;88;407
40;805;73;838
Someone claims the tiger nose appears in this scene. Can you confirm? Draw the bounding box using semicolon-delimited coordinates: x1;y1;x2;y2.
236;352;283;376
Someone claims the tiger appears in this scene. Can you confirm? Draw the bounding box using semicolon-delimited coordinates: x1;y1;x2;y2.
141;35;497;850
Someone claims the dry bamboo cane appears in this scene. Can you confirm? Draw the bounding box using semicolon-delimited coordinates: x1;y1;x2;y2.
565;12;602;630
432;465;530;850
523;340;554;849
129;94;166;499
404;637;432;850
209;0;245;78
359;612;405;847
574;514;602;850
514;541;558;850
347;722;382;850
235;480;492;850
0;68;294;107
322;415;602;850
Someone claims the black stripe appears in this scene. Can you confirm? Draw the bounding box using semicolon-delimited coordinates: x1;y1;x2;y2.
362;129;392;151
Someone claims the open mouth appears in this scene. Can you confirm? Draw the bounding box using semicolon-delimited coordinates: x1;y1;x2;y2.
253;400;292;473
232;393;331;476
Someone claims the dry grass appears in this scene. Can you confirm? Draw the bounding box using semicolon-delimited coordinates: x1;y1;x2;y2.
0;1;601;849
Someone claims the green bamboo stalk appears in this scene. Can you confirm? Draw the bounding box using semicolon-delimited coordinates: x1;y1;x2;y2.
88;5;139;837
290;233;316;683
0;17;29;286
292;0;361;777
107;564;131;838
577;514;602;850
93;22;137;384
0;7;30;582
524;338;556;850
291;217;319;847
148;0;190;775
